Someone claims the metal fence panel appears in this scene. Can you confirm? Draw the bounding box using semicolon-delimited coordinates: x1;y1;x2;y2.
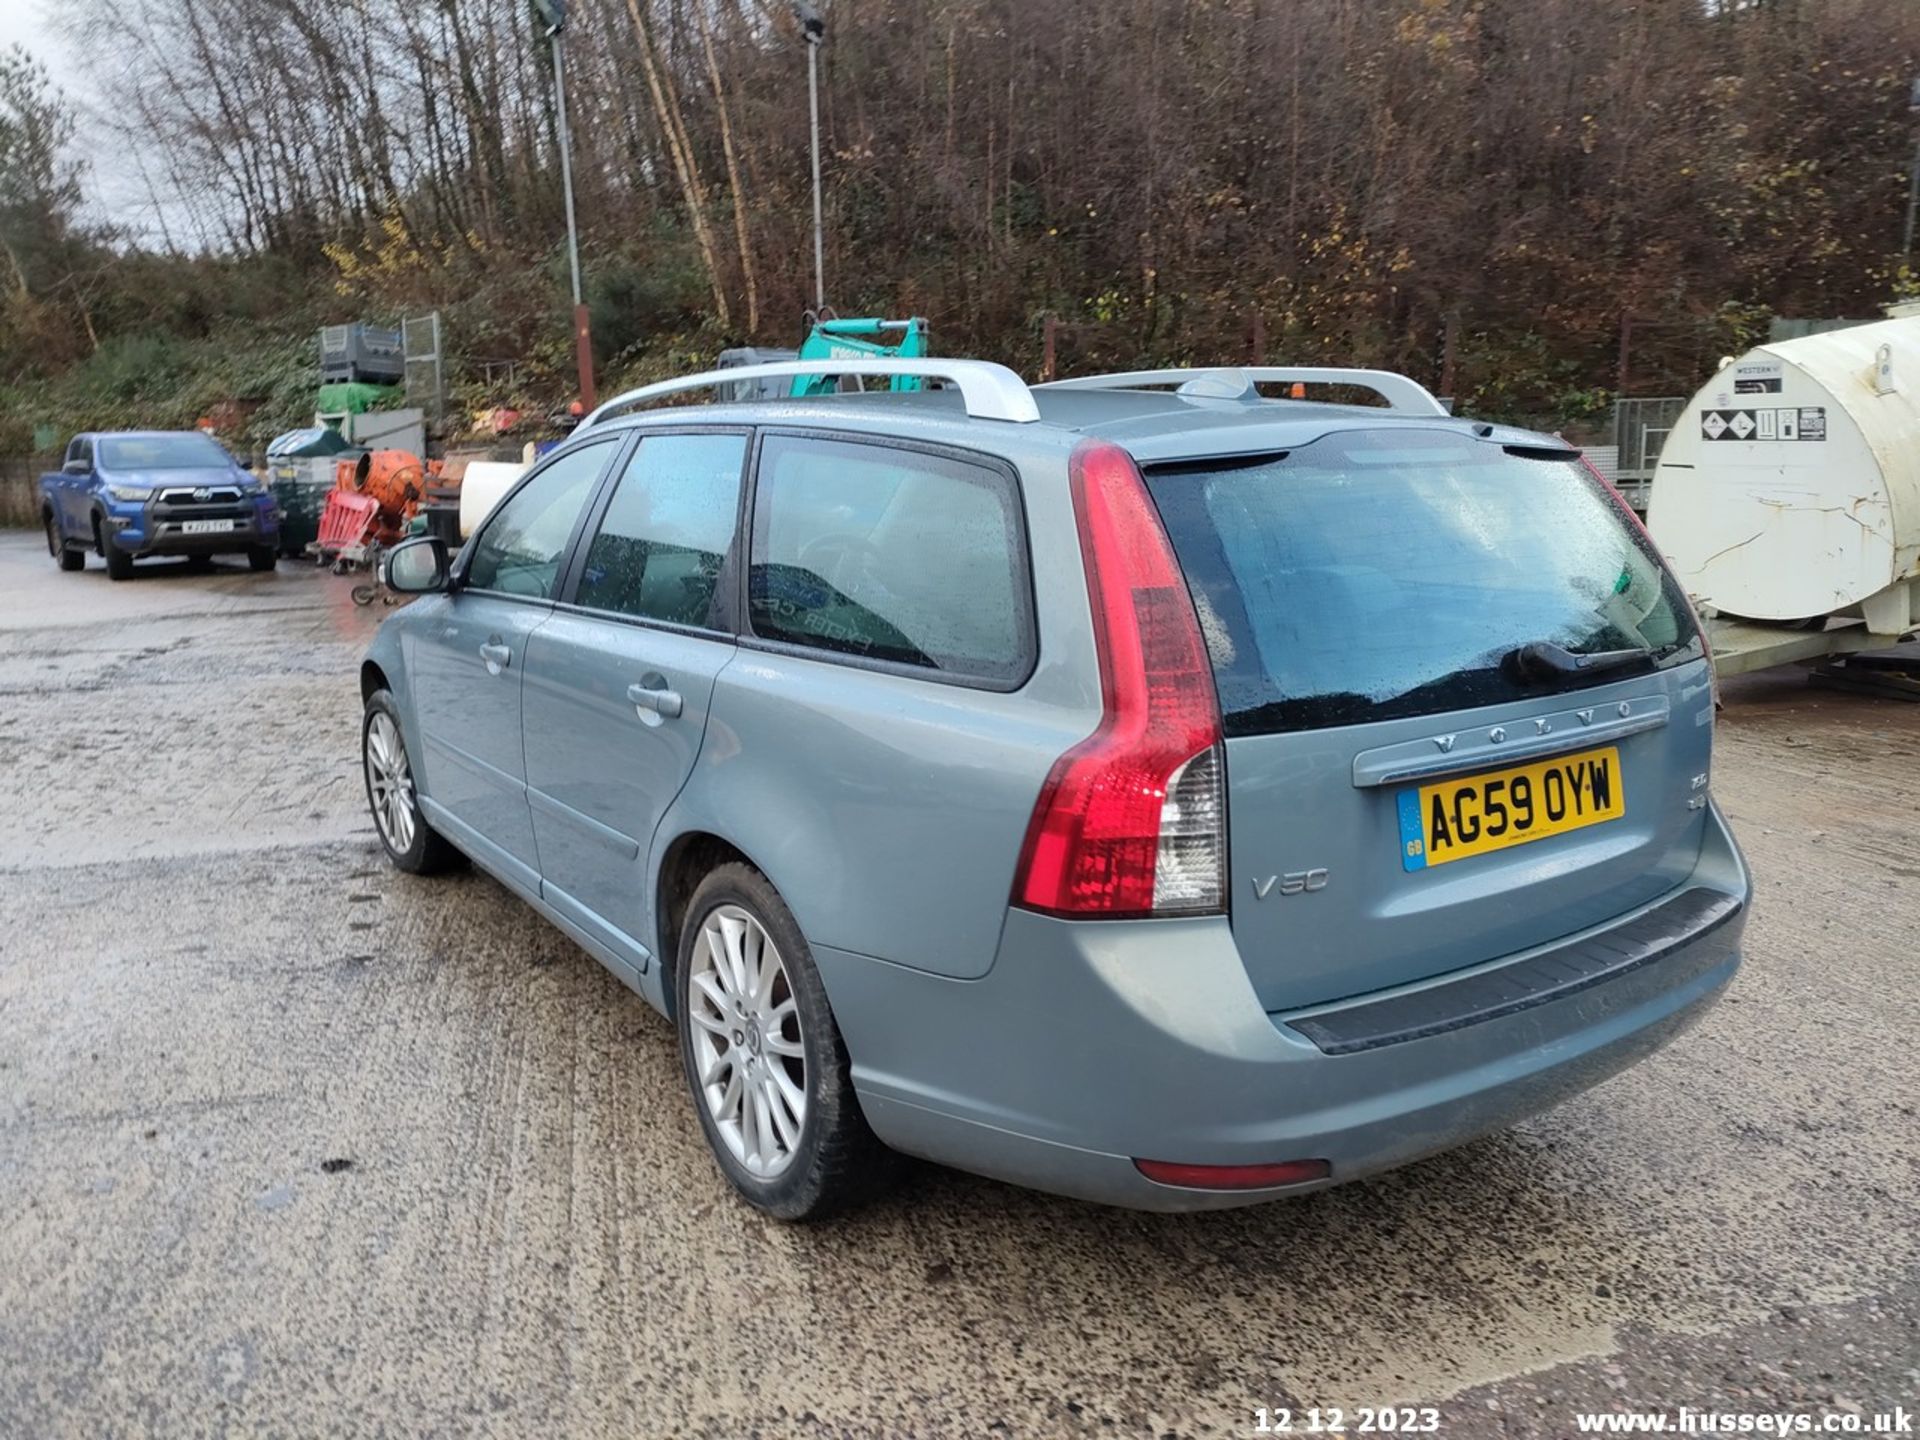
0;456;55;528
403;312;444;427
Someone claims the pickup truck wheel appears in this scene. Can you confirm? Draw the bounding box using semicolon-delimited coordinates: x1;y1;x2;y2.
248;546;277;573
362;691;458;875
675;863;895;1221
46;514;83;571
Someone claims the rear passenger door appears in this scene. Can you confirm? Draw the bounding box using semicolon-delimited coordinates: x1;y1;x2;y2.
520;430;749;974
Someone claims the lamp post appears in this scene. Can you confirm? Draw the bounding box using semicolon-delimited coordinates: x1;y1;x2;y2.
533;0;596;410
794;2;827;312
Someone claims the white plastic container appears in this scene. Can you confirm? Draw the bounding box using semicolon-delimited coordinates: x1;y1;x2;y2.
1647;315;1920;633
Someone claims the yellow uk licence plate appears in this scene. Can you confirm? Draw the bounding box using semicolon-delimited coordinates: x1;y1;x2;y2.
1397;745;1624;871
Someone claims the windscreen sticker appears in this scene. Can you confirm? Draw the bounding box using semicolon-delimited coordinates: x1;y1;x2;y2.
1701;407;1824;441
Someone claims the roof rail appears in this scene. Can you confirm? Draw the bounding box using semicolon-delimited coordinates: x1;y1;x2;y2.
1037;366;1449;416
578;358;1041;430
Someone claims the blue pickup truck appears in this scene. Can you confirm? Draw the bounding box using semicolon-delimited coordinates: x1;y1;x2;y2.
40;430;280;580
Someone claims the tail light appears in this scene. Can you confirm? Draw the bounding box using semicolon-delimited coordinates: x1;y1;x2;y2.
1012;439;1226;918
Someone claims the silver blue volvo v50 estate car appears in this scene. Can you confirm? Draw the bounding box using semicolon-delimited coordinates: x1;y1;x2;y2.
360;359;1748;1220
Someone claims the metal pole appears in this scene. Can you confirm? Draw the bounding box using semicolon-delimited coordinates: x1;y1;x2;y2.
552;33;583;307
807;39;826;311
549;31;596;409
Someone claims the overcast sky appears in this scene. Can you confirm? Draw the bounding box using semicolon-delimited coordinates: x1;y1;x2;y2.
0;0;75;86
0;0;187;243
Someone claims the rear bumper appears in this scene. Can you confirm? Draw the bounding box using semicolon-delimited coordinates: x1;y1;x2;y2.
819;800;1749;1211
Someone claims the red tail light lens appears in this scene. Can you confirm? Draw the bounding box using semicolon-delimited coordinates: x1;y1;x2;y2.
1133;1157;1331;1190
1013;439;1225;918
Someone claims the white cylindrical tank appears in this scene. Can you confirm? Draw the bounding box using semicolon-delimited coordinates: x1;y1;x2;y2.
1647;315;1920;625
456;461;527;538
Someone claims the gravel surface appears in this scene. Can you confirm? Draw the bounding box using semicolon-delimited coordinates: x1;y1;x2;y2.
1;532;1915;1438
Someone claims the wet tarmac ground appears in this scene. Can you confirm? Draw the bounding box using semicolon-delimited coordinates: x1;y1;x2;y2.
1;531;1916;1438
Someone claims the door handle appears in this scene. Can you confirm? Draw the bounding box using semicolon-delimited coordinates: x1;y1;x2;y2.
478;641;512;675
628;679;684;720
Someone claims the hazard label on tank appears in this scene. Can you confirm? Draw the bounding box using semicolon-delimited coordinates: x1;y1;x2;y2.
1700;407;1825;441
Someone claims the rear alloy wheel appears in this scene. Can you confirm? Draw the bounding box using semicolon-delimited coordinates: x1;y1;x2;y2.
689;905;810;1181
675;863;893;1220
46;513;82;571
361;691;458;874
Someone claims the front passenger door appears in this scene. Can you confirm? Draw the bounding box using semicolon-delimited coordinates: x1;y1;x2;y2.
407;439;618;890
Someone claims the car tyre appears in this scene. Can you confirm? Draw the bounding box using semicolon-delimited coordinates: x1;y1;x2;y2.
248;546;277;573
675;862;894;1221
361;690;459;875
46;513;83;571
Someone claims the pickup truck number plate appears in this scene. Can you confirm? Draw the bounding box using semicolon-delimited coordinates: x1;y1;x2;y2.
1397;745;1624;871
181;519;235;535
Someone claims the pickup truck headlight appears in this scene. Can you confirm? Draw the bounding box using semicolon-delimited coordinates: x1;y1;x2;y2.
107;485;153;502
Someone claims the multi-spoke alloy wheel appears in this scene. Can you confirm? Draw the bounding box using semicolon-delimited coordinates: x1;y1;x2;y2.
364;710;417;855
687;904;808;1179
675;865;894;1219
361;690;457;875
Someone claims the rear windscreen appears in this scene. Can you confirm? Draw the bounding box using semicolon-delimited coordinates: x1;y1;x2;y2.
1143;429;1704;737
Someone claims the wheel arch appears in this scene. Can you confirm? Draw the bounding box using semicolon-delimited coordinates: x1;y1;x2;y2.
652;829;768;1021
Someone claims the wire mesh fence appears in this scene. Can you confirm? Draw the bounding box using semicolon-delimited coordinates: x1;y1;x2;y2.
0;457;55;528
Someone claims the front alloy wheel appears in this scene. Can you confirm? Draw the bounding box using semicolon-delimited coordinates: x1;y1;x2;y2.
360;690;457;875
687;905;808;1179
365;710;417;855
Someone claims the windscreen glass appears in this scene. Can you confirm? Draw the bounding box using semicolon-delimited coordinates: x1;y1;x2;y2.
1143;429;1703;736
98;434;230;470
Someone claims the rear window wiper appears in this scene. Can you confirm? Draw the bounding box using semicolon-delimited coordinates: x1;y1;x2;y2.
1508;640;1653;681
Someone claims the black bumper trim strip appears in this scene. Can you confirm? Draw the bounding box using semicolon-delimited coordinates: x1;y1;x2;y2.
1284;886;1743;1056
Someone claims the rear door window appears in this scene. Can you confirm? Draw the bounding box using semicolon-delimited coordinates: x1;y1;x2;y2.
1143;428;1703;736
747;434;1032;685
573;433;746;630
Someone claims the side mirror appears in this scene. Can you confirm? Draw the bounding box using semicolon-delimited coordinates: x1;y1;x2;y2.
235;455;255;472
382;535;450;594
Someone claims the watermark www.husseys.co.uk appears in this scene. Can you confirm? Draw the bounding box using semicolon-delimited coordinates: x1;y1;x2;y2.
1572;1407;1913;1434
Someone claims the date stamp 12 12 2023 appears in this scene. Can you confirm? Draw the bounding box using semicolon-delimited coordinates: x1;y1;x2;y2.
1252;1408;1443;1435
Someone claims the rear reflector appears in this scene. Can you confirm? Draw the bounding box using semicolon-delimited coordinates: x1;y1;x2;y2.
1012;438;1226;918
1133;1157;1332;1190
